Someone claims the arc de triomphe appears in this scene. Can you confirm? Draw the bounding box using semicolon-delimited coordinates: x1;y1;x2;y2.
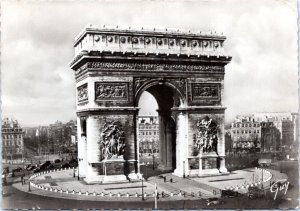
70;25;231;184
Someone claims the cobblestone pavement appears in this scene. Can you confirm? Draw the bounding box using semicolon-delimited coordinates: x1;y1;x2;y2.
11;167;282;202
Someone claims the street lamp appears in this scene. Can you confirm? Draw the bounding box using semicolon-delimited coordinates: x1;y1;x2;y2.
183;161;186;178
141;174;144;200
77;158;82;180
28;173;31;192
260;164;264;189
152;153;155;170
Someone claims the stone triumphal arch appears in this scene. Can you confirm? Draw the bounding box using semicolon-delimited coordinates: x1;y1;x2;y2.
70;25;232;184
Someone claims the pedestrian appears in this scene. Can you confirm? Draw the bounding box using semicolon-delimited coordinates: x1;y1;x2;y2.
23;173;26;184
21;174;24;185
170;178;173;183
163;176;166;183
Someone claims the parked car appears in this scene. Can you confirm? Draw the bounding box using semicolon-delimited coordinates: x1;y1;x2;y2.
12;167;23;173
207;197;225;206
40;161;52;171
33;168;40;173
46;164;54;170
54;159;61;163
221;190;239;198
61;163;71;168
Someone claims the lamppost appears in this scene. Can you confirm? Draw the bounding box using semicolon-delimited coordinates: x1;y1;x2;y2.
183;161;186;178
77;158;82;180
260;163;264;189
152;153;155;170
141;174;144;200
145;163;148;181
28;173;31;192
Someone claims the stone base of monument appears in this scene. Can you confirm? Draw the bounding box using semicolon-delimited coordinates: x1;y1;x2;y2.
102;175;128;184
157;164;173;172
198;168;221;177
84;175;105;184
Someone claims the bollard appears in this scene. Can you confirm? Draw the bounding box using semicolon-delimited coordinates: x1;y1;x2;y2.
170;192;173;197
109;192;112;197
79;191;82;195
117;193;121;197
135;192;138;197
86;191;89;196
93;192;96;196
126;192;129;197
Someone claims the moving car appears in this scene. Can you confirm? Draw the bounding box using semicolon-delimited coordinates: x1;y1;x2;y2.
221;190;239;198
12;167;23;173
207;197;225;206
61;163;71;168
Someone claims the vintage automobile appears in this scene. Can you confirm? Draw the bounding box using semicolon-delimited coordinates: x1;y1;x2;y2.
221;190;239;198
207;197;225;206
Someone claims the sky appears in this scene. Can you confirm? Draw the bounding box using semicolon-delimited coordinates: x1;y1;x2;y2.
1;0;298;127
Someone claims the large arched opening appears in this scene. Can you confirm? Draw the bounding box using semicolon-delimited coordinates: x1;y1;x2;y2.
136;81;186;176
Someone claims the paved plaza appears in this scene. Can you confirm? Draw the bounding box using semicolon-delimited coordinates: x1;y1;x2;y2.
11;167;287;202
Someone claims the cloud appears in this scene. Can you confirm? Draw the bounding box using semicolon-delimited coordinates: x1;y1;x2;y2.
1;0;298;126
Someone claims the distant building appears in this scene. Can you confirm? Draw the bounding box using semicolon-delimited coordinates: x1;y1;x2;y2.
138;116;159;154
229;116;261;153
2;118;24;160
260;122;281;152
228;112;298;154
253;112;298;151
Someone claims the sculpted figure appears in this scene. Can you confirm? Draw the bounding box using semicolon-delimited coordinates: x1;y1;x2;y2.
100;121;125;160
194;116;218;155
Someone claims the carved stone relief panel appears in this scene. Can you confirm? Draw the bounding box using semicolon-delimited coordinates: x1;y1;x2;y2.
99;120;126;161
95;82;129;101
191;83;221;104
77;83;88;104
193;116;218;156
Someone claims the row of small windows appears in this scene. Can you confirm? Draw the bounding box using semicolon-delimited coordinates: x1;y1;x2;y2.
233;123;260;128
2;129;22;133
139;126;159;129
139;131;158;136
232;130;260;134
2;134;23;139
3;141;22;146
3;148;22;154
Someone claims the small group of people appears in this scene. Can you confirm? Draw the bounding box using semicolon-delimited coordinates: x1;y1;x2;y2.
163;176;173;183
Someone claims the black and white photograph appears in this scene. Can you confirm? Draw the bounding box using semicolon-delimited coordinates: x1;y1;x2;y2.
1;0;299;209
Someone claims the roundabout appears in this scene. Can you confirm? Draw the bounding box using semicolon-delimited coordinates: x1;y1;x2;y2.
12;167;280;202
